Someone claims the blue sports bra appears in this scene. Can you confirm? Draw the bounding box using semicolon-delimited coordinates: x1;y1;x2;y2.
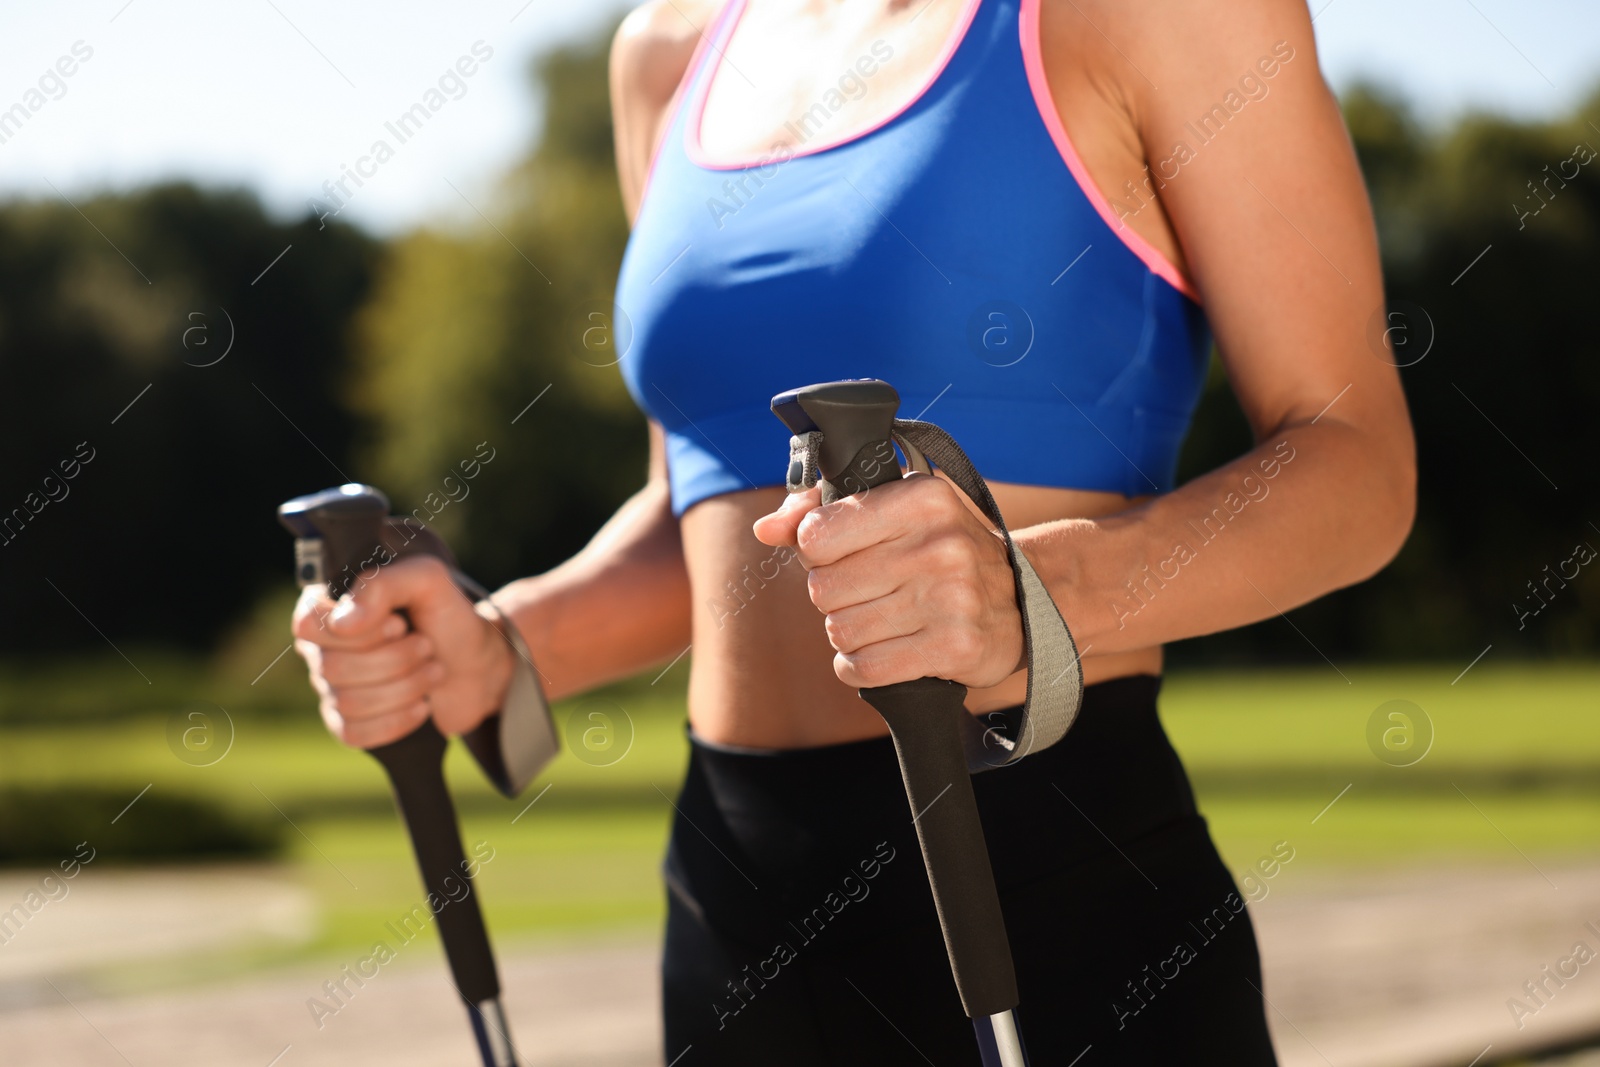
615;0;1210;516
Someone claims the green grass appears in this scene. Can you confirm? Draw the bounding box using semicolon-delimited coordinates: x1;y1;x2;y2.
299;808;675;959
3;660;1597;985
1160;663;1600;769
1158;663;1600;882
0;688;692;811
0;670;694;974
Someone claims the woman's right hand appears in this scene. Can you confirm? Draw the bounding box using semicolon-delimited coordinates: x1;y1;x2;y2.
291;555;517;749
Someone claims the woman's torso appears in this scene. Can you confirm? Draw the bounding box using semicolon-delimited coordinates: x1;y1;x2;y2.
615;0;1207;748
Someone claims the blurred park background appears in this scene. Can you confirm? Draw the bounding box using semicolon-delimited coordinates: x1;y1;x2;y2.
1;0;1598;1064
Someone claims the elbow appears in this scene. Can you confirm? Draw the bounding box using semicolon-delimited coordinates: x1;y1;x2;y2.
1374;468;1417;576
1351;443;1417;584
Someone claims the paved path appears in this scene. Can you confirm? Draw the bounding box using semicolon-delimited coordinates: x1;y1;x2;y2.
5;942;659;1067
4;861;1600;1065
0;866;313;999
1259;862;1600;1067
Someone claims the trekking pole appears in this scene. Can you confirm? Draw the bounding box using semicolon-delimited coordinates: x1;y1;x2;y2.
278;484;518;1067
772;381;1028;1067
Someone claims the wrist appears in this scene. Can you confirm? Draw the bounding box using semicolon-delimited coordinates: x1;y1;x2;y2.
991;531;1029;678
1015;515;1132;654
473;598;522;719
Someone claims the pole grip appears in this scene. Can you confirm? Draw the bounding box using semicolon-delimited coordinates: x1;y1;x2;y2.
367;721;501;1006
770;381;1019;1018
276;486;506;1013
864;680;1019;1017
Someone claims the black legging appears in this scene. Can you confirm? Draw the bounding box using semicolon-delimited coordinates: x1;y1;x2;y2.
661;675;1279;1066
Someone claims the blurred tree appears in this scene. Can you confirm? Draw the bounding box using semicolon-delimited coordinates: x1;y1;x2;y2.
1173;82;1600;666
0;184;376;655
1;22;1595;670
351;34;645;587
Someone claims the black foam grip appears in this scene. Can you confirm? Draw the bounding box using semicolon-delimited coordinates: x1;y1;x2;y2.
367;722;501;1006
863;680;1019;1016
771;381;1020;1019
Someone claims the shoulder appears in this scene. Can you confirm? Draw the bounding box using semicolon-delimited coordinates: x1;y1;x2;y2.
611;0;719;107
1051;1;1391;439
611;0;723;216
1038;0;1321;116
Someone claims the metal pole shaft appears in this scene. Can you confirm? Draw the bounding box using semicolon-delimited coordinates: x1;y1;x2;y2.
469;998;518;1067
988;1010;1026;1067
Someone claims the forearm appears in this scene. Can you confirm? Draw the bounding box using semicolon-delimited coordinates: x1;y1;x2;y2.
490;478;690;701
1021;415;1415;656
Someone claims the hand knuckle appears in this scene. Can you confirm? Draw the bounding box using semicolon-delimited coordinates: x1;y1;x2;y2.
349;567;382;598
945;580;982;620
807;567;835;609
824;613;854;652
411;555;451;591
916;478;955;515
947;627;981;664
347;688;388;719
929;534;967;572
351;684;382;713
796;514;825;555
405;633;432;665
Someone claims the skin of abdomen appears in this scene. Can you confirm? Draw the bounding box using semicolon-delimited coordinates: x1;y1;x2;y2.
679;480;1161;750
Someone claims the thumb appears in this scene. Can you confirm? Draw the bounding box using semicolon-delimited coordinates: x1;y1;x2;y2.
328;555;456;635
752;487;821;548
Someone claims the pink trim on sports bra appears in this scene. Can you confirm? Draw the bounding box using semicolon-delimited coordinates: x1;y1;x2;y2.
636;0;743;208
685;0;985;170
1017;0;1199;303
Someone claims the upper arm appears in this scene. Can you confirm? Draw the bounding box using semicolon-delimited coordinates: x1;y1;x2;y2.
1098;0;1412;465
610;0;719;222
648;418;669;484
613;2;712;500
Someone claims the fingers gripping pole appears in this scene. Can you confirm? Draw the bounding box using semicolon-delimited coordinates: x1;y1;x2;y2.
278;484;518;1067
770;382;1026;1064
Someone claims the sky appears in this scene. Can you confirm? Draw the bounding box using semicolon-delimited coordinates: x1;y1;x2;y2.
2;0;1597;236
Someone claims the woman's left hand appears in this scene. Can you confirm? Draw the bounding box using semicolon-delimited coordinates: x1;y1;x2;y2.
752;473;1024;690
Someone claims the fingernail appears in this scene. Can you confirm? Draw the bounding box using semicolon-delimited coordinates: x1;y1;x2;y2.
383;615;406;639
329;602;356;629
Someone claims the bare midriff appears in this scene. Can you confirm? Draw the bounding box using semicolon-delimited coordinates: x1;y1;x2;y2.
681;481;1159;750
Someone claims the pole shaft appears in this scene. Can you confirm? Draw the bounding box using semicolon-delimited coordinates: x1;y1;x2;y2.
989;1010;1027;1067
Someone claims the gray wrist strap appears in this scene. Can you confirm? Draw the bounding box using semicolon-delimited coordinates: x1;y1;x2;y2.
452;570;560;798
787;419;1083;772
